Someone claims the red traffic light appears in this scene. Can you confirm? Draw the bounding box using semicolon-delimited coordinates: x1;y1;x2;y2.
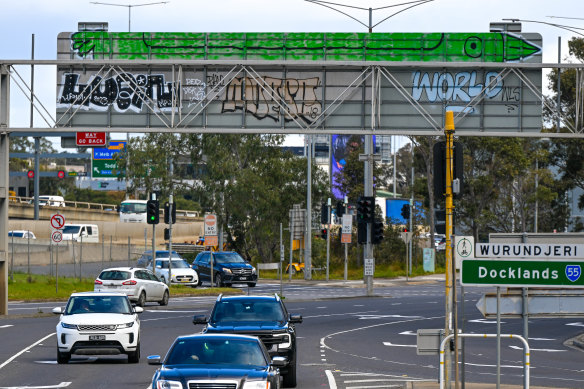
27;170;34;179
57;170;65;179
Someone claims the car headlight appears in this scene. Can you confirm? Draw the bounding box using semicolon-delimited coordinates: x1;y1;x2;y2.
251;267;257;274
155;380;183;389
275;333;292;349
242;381;269;389
61;322;77;329
117;322;135;329
223;268;232;274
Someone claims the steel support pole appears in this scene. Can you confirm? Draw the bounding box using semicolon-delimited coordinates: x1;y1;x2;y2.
444;111;455;389
305;135;312;280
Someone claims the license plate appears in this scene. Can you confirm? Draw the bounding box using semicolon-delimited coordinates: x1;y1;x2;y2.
89;335;105;341
239;277;247;280
180;279;189;282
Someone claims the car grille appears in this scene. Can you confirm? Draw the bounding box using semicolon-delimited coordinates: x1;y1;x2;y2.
78;324;117;331
231;268;252;276
175;275;194;282
188;382;237;389
241;331;289;347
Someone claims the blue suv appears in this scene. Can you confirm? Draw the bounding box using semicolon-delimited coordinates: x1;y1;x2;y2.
192;251;257;287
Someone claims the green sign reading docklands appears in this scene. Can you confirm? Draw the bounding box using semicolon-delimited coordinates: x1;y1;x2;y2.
461;259;584;288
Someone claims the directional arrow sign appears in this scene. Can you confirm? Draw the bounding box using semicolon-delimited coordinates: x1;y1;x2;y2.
476;293;584;318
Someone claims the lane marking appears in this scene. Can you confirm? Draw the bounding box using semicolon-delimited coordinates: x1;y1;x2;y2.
0;325;14;329
509;345;565;352
383;341;416;348
0;382;71;388
0;333;55;370
325;370;337;389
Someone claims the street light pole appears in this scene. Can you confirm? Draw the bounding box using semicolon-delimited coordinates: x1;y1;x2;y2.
90;1;169;33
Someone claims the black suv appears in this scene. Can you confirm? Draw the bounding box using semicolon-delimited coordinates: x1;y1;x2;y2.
192;251;258;287
193;294;302;388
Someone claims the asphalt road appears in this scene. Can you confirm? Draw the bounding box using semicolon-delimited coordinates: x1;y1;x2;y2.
1;278;584;388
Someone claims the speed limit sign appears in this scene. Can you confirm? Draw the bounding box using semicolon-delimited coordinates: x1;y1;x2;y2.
51;230;63;243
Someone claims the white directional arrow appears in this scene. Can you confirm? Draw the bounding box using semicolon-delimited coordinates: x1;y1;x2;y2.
383;341;416;348
469;318;505;324
567;322;584;327
509;345;565;352
399;330;417;336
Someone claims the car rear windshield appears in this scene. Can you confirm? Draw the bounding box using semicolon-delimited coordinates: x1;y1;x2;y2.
99;270;131;281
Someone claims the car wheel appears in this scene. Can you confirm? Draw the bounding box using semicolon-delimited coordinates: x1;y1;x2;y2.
159;290;169;306
128;342;140;364
57;349;70;364
282;356;297;387
214;273;223;287
247;282;256;287
137;291;146;307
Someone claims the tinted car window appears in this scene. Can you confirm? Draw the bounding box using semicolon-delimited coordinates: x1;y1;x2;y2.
166;338;267;366
156;260;190;269
98;270;131;281
214;253;246;264
211;300;285;323
65;295;131;315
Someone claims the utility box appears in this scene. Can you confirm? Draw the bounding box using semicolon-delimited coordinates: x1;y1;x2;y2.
416;329;445;355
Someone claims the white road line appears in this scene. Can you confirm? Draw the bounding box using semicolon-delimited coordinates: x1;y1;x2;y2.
0;382;71;388
509;345;565;352
0;325;14;329
382;341;416;348
0;333;55;370
325;370;337;389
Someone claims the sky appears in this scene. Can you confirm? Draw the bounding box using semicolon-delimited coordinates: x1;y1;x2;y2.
1;0;582;150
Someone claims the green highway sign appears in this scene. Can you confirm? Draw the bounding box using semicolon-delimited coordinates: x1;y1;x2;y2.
461;259;584;288
91;159;122;178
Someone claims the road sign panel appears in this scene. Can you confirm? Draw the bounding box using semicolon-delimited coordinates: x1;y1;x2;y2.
364;258;374;276
476;293;584;318
51;230;63;243
462;259;584;288
92;159;121;178
76;132;107;146
204;214;218;246
475;243;584;259
50;214;65;230
341;214;352;244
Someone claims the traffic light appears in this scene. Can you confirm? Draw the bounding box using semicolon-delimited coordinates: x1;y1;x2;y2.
320;203;330;224
357;196;375;223
401;204;410;220
164;202;176;224
433;141;463;201
336;201;345;217
146;200;159;225
164;228;170;240
372;219;384;244
321;228;328;240
357;222;367;244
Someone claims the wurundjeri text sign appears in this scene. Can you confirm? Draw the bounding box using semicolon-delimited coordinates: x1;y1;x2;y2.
475;243;584;259
56;31;542;134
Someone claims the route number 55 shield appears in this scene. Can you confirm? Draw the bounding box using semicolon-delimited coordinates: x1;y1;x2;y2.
566;265;581;282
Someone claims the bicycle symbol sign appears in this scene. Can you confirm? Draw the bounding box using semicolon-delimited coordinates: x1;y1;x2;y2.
50;214;65;229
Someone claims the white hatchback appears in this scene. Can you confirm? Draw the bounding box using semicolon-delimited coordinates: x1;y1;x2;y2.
94;267;169;307
53;292;143;364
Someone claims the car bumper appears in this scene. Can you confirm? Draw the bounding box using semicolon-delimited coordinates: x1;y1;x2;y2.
56;327;139;354
223;274;258;284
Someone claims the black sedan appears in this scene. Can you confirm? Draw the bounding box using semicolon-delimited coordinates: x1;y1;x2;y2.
148;333;285;389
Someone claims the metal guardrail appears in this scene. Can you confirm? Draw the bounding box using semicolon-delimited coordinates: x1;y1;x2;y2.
165;243;205;254
10;196;200;216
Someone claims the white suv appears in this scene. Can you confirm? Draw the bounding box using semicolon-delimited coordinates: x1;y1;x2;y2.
53;292;143;364
148;258;199;287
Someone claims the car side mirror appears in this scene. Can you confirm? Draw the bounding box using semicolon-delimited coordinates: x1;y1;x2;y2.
192;315;208;325
134;306;144;314
147;355;162;365
271;356;287;367
289;314;303;323
52;307;63;314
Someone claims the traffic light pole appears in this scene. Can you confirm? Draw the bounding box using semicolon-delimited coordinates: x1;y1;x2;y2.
326;198;330;281
444;111;456;389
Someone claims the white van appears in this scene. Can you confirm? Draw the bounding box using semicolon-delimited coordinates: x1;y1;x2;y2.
119;199;148;223
61;224;99;243
38;195;66;207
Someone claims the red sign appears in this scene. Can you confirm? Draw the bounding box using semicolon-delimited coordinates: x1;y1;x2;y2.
27;170;34;178
57;170;65;179
76;132;107;146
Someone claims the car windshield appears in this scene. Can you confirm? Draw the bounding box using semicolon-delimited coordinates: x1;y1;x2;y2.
120;202;147;213
166;338;267;366
65;295;132;315
98;270;131;281
62;226;80;234
214;253;247;264
156;259;189;269
211;300;285;324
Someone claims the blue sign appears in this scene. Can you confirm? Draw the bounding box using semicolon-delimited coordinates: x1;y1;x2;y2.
93;141;126;160
566;265;581;282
